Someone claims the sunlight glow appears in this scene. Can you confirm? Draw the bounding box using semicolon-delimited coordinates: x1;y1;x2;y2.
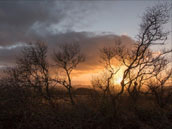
115;77;123;85
112;65;126;85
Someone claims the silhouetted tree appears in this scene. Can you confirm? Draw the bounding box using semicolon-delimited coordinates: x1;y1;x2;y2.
92;47;120;99
147;63;172;108
53;43;85;105
6;42;51;100
116;3;172;100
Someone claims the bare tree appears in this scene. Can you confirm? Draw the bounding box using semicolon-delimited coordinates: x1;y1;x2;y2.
116;3;172;99
146;62;172;108
53;43;85;105
92;47;120;99
6;41;51;100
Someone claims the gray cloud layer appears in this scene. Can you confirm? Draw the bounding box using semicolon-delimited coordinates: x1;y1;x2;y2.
0;31;135;70
0;0;66;45
0;0;96;46
0;1;135;71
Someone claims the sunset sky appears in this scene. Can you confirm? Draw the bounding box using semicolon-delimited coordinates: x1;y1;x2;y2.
0;0;171;85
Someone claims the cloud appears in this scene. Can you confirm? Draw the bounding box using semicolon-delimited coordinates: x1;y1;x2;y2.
44;31;135;72
0;0;97;46
0;1;68;45
64;32;135;70
0;1;136;82
0;31;135;68
0;42;28;50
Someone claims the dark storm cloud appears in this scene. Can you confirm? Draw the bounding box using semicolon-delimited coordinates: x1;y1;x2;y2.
0;1;135;71
0;0;68;45
0;0;96;46
44;32;135;71
0;0;98;68
0;31;135;70
58;32;135;70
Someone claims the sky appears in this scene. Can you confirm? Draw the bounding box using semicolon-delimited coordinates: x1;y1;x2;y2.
0;0;171;85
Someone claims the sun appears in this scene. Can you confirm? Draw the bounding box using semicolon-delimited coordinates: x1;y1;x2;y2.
115;77;122;85
112;65;125;85
113;73;123;85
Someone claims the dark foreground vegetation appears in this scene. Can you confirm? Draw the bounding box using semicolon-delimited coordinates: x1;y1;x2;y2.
1;86;172;129
0;3;172;129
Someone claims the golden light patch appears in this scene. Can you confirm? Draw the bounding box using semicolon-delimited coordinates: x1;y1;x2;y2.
115;77;123;85
112;65;126;85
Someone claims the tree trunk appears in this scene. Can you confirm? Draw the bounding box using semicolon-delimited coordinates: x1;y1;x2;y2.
68;87;75;105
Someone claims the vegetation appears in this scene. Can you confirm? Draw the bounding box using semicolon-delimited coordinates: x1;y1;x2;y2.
0;3;172;129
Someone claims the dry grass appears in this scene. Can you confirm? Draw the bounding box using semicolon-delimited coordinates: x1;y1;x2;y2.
0;86;172;129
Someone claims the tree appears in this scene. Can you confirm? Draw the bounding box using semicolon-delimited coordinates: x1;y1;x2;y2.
6;41;51;100
146;62;172;108
53;43;85;105
116;3;172;100
92;47;120;99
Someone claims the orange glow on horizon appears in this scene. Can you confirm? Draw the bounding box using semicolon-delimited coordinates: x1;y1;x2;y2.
50;64;127;86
